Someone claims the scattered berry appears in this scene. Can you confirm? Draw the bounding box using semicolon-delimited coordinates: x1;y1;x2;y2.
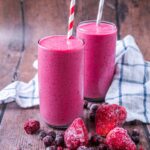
98;144;110;150
139;145;144;150
131;135;140;144
64;118;88;149
89;111;96;122
57;146;63;150
48;131;56;140
90;104;98;113
55;134;64;146
132;129;140;137
96;104;127;136
84;101;88;109
43;135;54;147
24;119;40;134
77;146;88;150
46;146;57;150
89;134;99;146
38;130;47;140
106;127;136;150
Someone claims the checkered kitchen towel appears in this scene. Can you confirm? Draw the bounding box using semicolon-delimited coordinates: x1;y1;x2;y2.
0;35;149;123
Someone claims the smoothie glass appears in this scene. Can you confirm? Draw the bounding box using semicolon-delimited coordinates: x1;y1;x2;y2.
38;35;84;128
77;20;117;102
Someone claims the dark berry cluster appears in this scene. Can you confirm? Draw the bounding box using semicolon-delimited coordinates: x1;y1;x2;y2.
129;129;140;145
39;130;64;149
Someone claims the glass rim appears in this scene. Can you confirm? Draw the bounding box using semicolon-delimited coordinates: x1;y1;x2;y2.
38;35;84;50
77;20;117;33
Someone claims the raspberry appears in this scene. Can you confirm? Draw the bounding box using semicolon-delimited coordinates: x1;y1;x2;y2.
24;119;40;134
96;104;127;136
106;127;136;150
64;118;89;149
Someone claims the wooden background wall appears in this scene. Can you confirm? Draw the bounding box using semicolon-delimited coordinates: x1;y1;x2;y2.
0;0;149;87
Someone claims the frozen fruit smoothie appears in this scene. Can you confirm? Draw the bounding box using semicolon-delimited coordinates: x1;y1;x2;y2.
77;21;117;101
38;36;84;128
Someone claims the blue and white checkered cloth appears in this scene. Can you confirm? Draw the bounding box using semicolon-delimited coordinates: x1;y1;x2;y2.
0;35;149;123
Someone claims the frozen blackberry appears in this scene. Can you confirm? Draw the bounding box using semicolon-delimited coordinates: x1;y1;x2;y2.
48;131;56;140
131;135;140;144
131;129;140;136
38;130;47;140
55;134;64;146
43;135;54;147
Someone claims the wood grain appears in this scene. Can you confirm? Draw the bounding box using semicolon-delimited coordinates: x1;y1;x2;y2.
118;0;150;60
0;0;22;88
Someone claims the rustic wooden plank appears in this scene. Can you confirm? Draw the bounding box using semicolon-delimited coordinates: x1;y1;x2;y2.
124;121;150;150
118;0;150;60
0;0;22;88
0;0;22;124
0;103;46;150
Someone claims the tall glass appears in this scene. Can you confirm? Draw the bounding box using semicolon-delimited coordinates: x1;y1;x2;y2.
77;20;117;102
38;35;84;128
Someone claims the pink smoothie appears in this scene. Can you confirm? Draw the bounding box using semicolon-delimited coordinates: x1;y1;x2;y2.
77;21;117;101
38;36;84;127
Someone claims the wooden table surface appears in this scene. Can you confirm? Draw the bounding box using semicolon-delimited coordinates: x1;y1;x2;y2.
0;0;150;149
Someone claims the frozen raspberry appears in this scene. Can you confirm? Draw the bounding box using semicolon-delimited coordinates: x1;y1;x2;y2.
43;135;54;147
96;104;127;136
106;127;136;150
64;118;88;149
24;119;40;134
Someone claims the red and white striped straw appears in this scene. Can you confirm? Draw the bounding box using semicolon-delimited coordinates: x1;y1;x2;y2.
67;0;76;39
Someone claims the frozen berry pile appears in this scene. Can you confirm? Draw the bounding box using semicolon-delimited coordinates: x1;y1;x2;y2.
23;102;144;150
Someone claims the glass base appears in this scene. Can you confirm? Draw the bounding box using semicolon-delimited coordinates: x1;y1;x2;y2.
46;122;68;130
84;97;105;103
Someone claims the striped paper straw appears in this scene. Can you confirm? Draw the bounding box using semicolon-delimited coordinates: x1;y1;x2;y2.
96;0;105;25
67;0;76;39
